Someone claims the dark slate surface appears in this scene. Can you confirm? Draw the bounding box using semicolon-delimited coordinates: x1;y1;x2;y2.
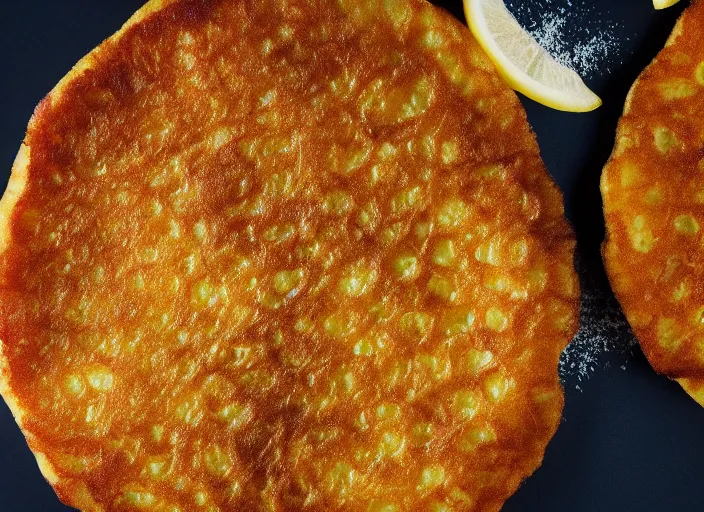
0;1;702;510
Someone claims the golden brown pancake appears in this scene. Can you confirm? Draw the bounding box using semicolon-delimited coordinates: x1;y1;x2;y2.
0;0;578;510
602;0;704;406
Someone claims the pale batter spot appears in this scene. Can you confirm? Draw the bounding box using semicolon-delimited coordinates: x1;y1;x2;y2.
658;78;698;100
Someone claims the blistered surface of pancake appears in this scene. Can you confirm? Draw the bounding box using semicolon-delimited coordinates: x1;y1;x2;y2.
0;0;577;510
602;0;704;405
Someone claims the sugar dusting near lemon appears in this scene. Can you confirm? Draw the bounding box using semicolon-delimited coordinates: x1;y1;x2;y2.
463;0;601;113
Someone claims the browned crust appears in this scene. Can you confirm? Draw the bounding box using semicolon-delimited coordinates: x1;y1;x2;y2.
599;10;700;403
0;1;579;509
0;1;184;510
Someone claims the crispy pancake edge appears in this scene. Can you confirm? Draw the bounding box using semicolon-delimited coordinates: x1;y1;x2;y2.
600;6;700;404
0;1;580;510
0;3;183;509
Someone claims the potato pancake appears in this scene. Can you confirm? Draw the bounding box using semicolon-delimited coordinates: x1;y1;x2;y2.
0;0;577;510
602;0;704;406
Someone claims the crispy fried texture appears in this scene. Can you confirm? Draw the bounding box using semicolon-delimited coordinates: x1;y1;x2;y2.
0;0;577;510
602;0;704;406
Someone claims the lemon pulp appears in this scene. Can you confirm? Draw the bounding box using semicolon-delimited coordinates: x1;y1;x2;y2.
653;0;681;10
463;0;601;113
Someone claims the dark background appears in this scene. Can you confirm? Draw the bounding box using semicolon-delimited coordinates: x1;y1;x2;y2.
1;1;703;510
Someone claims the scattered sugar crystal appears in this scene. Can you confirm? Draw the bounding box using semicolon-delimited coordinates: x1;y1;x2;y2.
559;258;637;388
507;0;626;78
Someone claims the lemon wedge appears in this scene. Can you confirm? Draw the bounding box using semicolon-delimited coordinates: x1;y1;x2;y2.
653;0;680;9
463;0;601;112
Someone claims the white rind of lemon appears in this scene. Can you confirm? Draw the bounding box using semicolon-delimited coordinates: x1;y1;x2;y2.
653;0;681;9
464;0;602;113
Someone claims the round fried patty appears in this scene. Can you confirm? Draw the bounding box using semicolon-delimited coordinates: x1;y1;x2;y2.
0;0;577;510
602;0;704;406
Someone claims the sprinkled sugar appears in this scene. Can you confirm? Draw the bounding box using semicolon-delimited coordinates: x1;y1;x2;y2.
559;259;637;388
503;1;633;386
507;0;626;78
